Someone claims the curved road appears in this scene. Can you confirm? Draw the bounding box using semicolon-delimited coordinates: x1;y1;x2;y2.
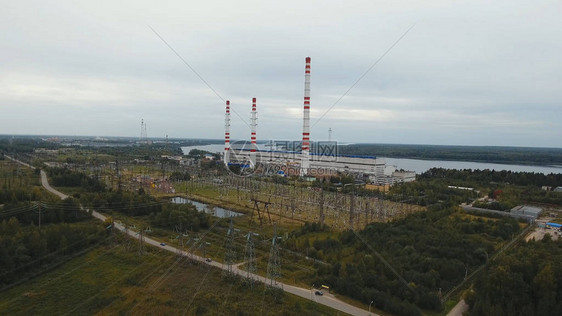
37;169;373;316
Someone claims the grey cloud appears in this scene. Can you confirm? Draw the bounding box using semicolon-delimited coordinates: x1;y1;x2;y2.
1;0;561;147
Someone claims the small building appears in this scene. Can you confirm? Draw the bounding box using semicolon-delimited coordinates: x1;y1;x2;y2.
554;186;562;193
546;222;562;229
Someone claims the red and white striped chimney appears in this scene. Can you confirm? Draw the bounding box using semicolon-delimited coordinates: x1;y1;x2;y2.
301;57;311;176
224;100;231;165
250;97;257;168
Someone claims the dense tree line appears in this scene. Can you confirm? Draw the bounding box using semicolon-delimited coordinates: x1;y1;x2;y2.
466;237;562;315
0;137;60;154
149;203;210;232
286;208;522;316
420;168;562;187
90;144;182;160
47;167;106;192
419;168;562;206
388;177;477;207
0;186;45;204
80;191;162;217
169;171;191;181
0;198;89;225
338;143;562;166
79;191;210;232
0;205;106;288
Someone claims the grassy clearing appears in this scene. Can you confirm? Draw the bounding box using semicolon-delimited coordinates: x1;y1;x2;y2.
0;240;345;315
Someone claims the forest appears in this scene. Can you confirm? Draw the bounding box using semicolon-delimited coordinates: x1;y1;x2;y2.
466;237;562;315
0;201;107;289
384;168;562;211
285;207;524;316
47;167;106;193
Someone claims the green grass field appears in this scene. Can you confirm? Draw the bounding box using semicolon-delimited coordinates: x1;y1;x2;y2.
0;239;346;315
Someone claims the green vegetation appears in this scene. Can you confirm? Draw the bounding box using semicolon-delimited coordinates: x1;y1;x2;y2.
3;137;562;316
0;161;44;204
338;143;562;166
417;168;562;207
0;217;106;289
0;138;60;154
466;237;562;315
47;167;106;193
284;209;524;316
0;157;109;290
0;240;343;315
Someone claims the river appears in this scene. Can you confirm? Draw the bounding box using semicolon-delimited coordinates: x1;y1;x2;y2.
181;145;562;175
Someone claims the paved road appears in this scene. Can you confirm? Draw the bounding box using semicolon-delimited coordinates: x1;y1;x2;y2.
4;155;35;169
36;167;373;316
447;299;468;316
40;170;68;199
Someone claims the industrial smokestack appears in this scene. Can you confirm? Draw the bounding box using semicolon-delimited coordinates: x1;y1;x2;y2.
301;57;311;176
224;100;231;165
250;97;257;168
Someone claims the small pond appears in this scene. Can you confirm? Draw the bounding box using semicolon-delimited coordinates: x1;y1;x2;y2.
171;197;243;218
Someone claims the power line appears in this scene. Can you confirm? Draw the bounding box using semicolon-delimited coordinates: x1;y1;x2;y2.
147;24;250;128
312;24;416;127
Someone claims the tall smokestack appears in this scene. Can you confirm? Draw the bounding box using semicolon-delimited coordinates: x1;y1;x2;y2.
250;97;257;168
224;100;231;165
301;57;311;176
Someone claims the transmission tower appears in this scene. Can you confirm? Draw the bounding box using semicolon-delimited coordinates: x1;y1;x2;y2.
176;234;184;257
319;188;325;227
266;224;282;288
349;192;355;228
224;216;236;275
140;119;148;144
244;231;256;286
124;224;132;250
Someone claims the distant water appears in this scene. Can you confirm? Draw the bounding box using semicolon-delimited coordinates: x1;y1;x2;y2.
181;145;562;175
171;197;242;218
384;157;562;175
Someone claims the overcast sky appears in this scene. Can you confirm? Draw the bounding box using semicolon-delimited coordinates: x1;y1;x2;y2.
1;0;561;147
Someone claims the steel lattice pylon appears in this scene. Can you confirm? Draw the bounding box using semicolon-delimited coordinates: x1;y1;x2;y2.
266;224;282;288
244;231;256;286
224;216;236;275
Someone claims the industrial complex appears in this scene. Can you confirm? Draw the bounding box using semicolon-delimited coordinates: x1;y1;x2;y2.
223;57;415;185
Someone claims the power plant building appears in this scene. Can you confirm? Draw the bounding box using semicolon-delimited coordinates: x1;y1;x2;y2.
224;57;414;185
